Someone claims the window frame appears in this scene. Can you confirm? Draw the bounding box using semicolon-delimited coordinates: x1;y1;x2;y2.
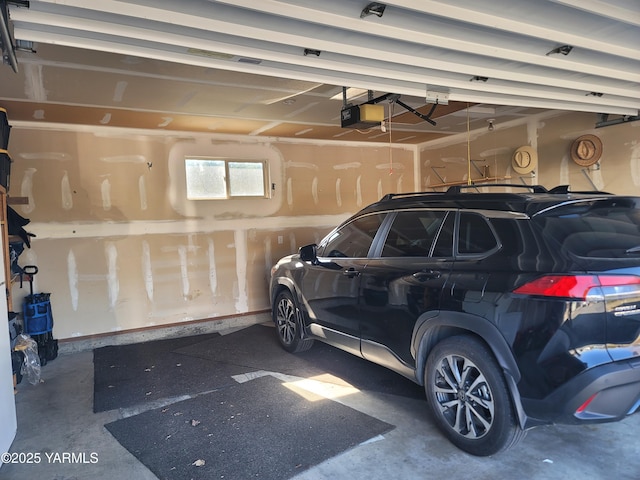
184;156;271;200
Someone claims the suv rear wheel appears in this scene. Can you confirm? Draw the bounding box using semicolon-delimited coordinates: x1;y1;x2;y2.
424;335;525;456
273;290;314;353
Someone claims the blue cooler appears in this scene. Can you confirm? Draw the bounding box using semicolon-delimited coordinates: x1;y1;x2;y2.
21;265;58;365
23;293;53;335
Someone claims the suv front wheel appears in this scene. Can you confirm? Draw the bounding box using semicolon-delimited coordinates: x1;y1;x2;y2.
424;335;525;456
273;290;314;353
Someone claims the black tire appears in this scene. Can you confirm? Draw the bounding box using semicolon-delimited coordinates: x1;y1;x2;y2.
424;335;525;456
273;290;314;353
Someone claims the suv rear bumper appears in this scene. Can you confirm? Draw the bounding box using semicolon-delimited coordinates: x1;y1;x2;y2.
521;358;640;427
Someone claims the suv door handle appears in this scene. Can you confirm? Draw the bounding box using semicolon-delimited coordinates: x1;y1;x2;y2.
412;270;441;281
343;268;361;278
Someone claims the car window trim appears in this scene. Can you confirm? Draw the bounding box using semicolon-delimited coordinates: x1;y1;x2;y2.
428;210;453;258
368;211;395;258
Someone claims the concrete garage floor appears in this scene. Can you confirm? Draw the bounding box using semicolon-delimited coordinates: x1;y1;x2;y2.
2;325;640;480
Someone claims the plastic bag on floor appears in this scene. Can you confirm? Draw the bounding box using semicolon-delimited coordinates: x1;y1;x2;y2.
15;334;41;385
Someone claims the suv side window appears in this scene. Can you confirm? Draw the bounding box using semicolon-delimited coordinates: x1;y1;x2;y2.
321;213;386;258
382;210;446;257
457;212;498;254
535;200;640;260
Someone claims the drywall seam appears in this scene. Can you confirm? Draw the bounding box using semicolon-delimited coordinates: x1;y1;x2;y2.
312;177;319;205
288;232;296;254
68;249;78;311
412;144;420;192
100;154;147;163
23;63;46;102
334;162;361;170
478;146;512;160
20;167;36;214
113;81;127;102
630;140;640;187
142;240;153;302
10;120;418;150
61;170;73;210
28;214;352;239
208;238;217;296
138;175;148;210
263;236;272;282
17;152;71;161
101;177;112;210
234;230;249;313
178;245;189;298
106;242;119;309
376;161;405;171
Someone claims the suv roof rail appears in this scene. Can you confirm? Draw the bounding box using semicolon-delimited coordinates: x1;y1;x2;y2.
547;185;570;194
547;185;613;195
379;191;446;201
445;183;549;194
380;184;613;202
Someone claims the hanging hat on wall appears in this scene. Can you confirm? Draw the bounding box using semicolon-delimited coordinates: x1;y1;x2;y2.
511;146;537;175
571;134;603;167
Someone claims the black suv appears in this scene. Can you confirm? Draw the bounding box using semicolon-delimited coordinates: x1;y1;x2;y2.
269;184;640;456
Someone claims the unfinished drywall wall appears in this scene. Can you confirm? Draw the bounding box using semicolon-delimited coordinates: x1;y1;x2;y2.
420;111;639;195
7;126;414;339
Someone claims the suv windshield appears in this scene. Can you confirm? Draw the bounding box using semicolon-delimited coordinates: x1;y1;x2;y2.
533;198;640;261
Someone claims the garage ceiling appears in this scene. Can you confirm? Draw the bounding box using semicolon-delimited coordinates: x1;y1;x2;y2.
1;0;638;144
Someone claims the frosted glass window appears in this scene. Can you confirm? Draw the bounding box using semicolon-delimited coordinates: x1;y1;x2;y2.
185;158;267;199
228;161;265;197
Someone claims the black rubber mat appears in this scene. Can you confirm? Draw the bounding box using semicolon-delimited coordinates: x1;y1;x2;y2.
105;375;394;480
174;324;425;399
94;325;423;413
93;333;248;412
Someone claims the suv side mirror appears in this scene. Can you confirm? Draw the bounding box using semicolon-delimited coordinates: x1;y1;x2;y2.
299;244;318;263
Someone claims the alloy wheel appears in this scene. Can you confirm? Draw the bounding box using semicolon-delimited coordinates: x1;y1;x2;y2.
276;295;296;345
432;353;494;439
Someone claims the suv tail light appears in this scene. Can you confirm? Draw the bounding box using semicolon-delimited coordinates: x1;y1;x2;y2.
513;275;640;300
